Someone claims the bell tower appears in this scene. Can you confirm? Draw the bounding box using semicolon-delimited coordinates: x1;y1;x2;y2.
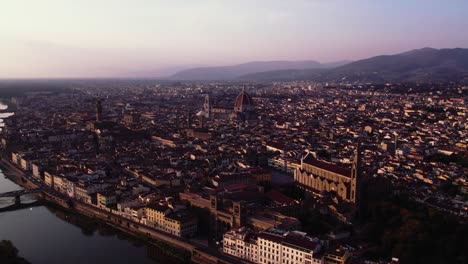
350;141;361;204
96;98;103;122
204;94;212;119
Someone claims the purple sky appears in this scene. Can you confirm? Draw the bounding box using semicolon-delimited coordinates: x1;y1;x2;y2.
1;0;467;78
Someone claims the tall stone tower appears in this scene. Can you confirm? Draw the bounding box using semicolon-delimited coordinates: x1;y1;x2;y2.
96;98;103;122
187;110;192;128
350;141;362;204
203;94;212;119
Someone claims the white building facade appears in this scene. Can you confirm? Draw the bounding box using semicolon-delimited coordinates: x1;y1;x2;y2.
224;228;324;264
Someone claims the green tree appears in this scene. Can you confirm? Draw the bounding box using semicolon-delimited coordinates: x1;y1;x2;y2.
0;240;30;264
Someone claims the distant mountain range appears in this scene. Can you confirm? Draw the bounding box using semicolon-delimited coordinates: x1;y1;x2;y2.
168;48;468;82
241;48;468;82
168;60;351;80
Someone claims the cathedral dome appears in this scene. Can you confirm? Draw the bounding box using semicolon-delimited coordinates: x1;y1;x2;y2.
234;88;254;109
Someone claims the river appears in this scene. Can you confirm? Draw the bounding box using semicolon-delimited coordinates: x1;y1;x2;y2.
0;101;162;264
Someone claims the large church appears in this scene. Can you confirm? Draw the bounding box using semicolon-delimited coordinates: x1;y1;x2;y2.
203;88;256;121
294;144;362;204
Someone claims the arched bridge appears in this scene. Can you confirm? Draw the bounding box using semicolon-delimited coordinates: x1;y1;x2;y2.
0;188;42;199
0;189;42;213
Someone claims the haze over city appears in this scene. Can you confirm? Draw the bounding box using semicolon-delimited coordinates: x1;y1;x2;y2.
1;0;468;78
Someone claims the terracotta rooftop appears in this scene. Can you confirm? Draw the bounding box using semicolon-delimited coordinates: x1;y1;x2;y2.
303;155;351;177
258;230;320;252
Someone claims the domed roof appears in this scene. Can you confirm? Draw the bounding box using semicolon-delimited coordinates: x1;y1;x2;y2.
234;88;254;108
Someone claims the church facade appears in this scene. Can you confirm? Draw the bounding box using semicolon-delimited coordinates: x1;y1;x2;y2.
294;145;361;204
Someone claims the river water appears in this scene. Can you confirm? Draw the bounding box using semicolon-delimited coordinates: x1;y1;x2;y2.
0;101;161;264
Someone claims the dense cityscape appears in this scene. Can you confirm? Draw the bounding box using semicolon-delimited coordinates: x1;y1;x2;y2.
0;80;466;264
1;1;468;264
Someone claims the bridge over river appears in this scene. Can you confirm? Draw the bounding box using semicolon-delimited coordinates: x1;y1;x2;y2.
0;188;42;199
0;188;42;212
0;189;42;213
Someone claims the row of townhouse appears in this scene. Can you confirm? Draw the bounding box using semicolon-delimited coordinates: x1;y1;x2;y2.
145;201;198;238
11;152;34;172
43;170;112;205
224;228;324;264
224;228;351;264
45;171;198;238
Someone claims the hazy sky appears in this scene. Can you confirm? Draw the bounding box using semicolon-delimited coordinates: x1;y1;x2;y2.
1;0;468;78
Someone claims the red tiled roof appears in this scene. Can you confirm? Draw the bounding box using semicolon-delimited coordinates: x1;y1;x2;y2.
235;89;254;108
258;231;319;252
303;157;351;177
222;183;248;192
266;190;295;205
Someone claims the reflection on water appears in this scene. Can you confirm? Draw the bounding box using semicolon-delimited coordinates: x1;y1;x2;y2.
0;174;23;194
0;113;14;128
0;194;39;209
0;113;14;118
0;167;25;208
0;206;160;264
0;101;14;129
